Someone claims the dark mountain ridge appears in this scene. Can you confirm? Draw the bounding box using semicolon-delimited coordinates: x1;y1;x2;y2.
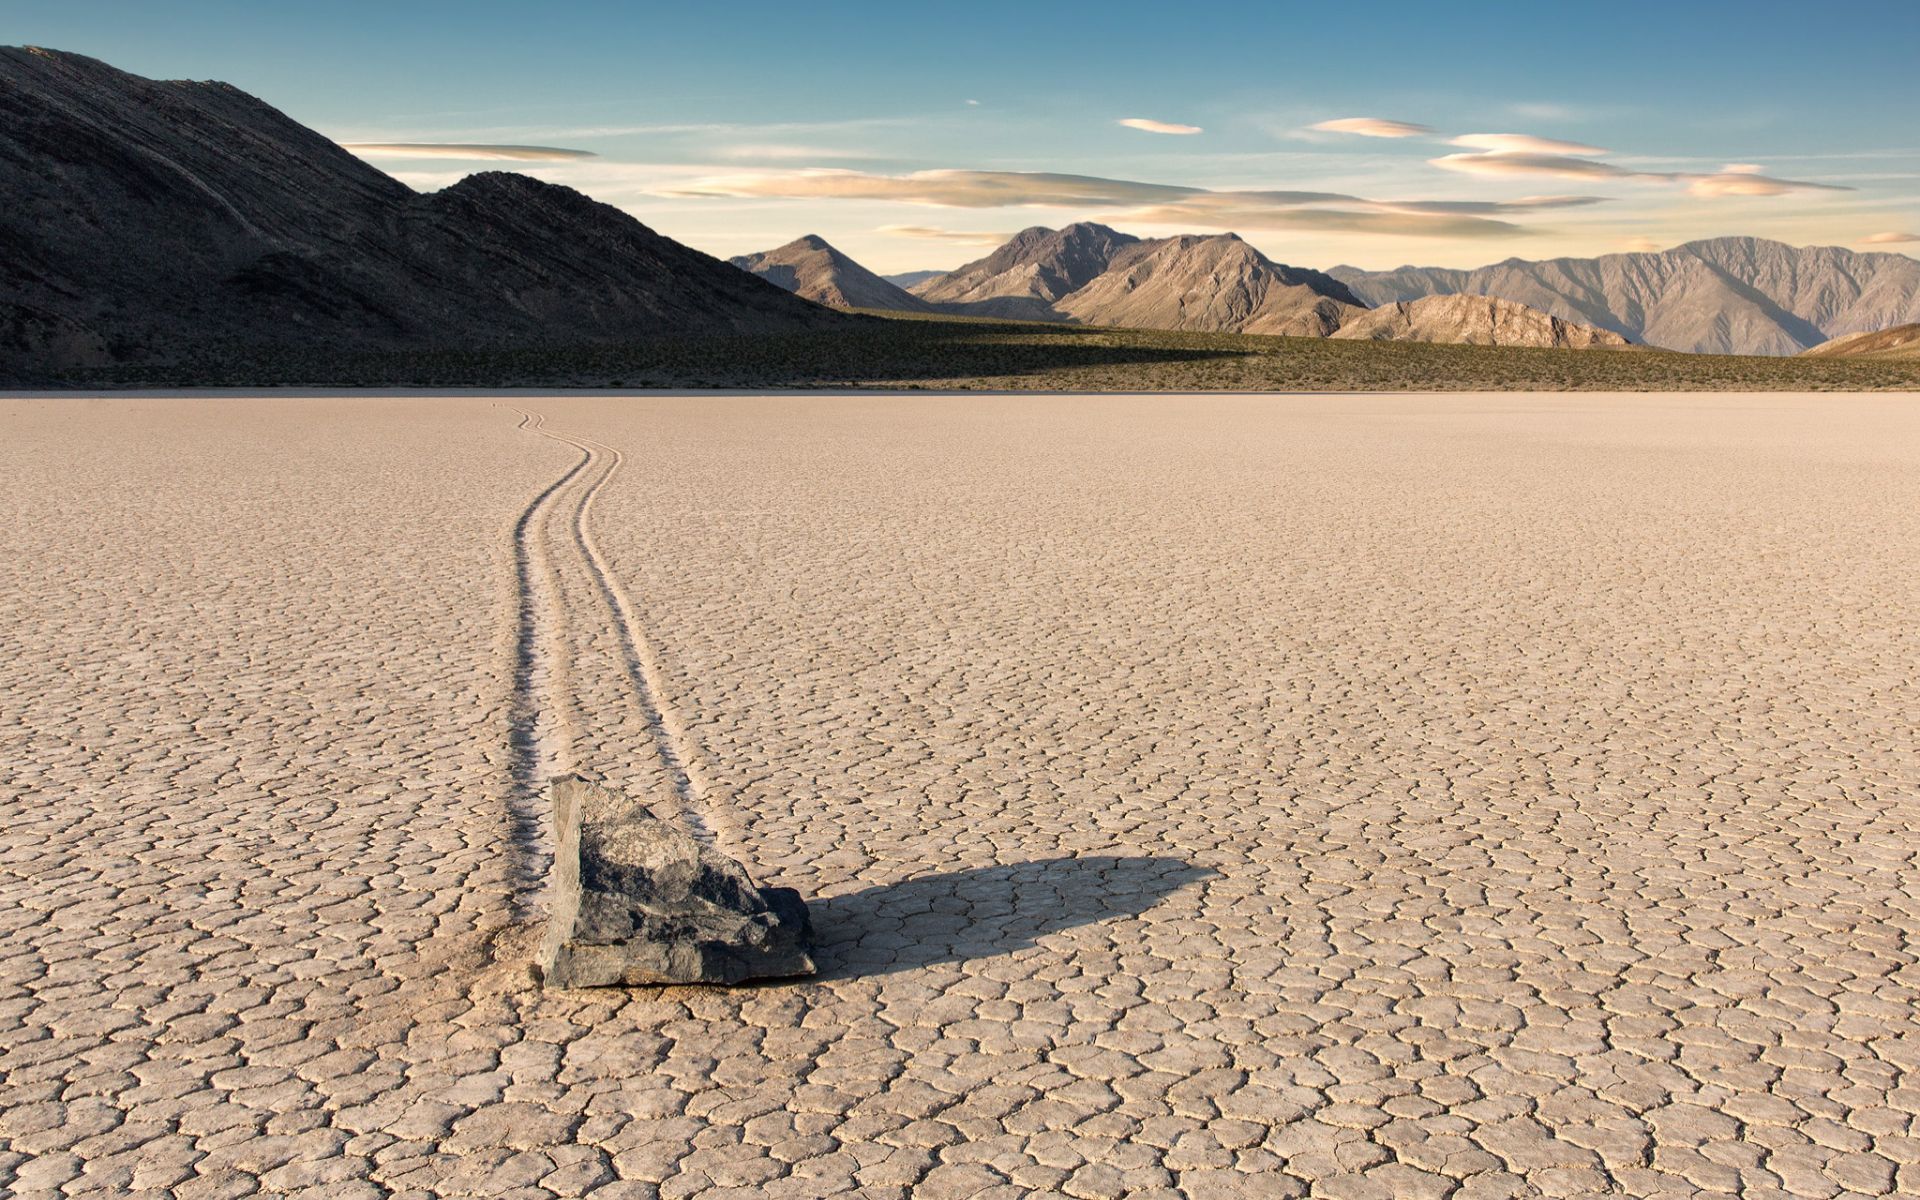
0;45;840;378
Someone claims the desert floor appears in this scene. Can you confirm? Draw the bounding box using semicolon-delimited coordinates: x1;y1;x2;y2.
4;392;1919;1200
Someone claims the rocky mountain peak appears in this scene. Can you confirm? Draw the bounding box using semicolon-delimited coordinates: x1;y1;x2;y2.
730;234;933;313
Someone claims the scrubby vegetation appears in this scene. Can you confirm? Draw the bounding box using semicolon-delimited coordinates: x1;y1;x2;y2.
28;311;1920;392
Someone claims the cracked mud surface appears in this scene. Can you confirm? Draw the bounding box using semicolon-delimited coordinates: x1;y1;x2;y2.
4;392;1919;1198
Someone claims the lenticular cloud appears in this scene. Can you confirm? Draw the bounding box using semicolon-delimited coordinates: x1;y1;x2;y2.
1450;133;1610;157
1310;117;1434;139
1118;118;1203;136
342;143;598;162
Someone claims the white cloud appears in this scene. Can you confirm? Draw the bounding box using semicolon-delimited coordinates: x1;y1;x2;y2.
1431;151;1646;182
1432;151;1850;198
1684;171;1849;197
1119;118;1203;135
1309;117;1434;139
1451;133;1609;156
1862;231;1920;244
341;142;596;162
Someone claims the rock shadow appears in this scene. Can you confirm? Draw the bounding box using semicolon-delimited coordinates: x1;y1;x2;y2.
811;855;1215;980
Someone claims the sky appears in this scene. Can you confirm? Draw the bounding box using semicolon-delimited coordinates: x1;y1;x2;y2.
10;1;1920;272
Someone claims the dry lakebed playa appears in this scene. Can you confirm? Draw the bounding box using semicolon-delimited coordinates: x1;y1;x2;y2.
4;391;1920;1199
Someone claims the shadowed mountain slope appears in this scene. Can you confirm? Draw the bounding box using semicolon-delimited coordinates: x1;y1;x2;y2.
1332;238;1920;355
0;46;841;376
731;235;933;312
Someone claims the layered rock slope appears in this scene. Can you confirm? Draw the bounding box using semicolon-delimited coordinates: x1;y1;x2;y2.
1054;234;1364;337
1331;295;1631;348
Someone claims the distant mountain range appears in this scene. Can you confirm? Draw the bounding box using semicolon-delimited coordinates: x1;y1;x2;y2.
8;44;1916;380
0;46;840;376
742;225;1920;356
882;270;946;291
736;223;1629;348
1331;240;1920;356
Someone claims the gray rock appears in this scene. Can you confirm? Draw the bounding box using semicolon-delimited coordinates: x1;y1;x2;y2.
539;774;815;987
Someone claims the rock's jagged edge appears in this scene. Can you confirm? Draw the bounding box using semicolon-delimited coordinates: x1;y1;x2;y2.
539;774;815;987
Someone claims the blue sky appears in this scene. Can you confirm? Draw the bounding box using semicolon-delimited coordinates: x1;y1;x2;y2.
11;1;1920;270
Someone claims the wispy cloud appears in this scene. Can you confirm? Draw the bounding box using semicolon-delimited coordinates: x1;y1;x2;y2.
711;144;880;161
674;169;1204;208
1509;102;1578;122
1119;118;1203;136
1309;117;1434;139
1431;151;1644;182
1862;230;1920;244
1451;133;1609;156
1684;170;1847;197
1432;151;1849;197
670;168;1570;238
1114;201;1532;239
879;224;1018;246
1387;195;1606;215
341;116;919;144
341;142;597;161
